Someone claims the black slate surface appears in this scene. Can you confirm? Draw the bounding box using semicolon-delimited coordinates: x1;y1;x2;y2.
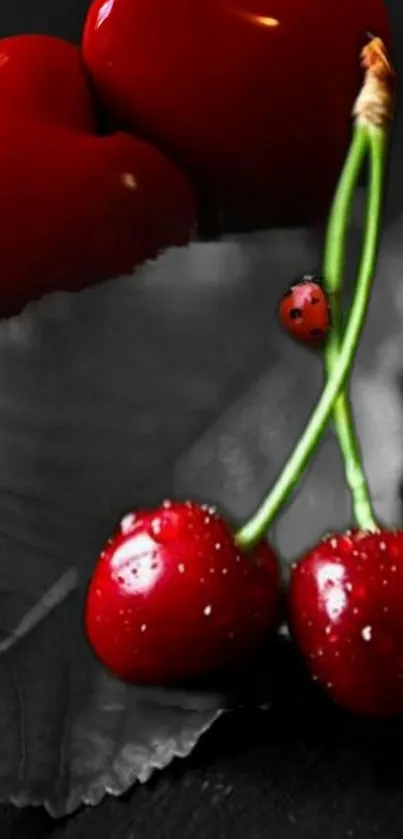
2;0;403;837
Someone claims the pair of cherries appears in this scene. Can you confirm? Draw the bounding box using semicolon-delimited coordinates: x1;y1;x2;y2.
0;0;389;315
86;233;403;719
86;489;403;719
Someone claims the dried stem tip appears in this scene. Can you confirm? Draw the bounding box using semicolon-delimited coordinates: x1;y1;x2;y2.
353;36;396;130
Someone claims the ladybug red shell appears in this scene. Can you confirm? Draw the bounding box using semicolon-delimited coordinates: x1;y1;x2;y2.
278;275;330;346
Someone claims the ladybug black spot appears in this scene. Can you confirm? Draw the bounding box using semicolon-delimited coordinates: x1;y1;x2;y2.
310;328;323;336
290;308;303;321
311;296;320;304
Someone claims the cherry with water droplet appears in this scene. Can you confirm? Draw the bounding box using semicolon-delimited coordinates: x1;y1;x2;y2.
85;500;280;685
288;529;403;717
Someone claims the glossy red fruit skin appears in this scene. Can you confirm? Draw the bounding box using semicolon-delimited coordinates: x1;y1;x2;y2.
0;35;196;317
288;530;403;718
85;501;280;685
82;0;390;231
279;276;330;347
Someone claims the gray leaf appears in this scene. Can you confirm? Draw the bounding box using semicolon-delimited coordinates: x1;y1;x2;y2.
1;218;402;818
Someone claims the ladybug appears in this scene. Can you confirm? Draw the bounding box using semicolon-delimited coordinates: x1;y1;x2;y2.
278;275;330;347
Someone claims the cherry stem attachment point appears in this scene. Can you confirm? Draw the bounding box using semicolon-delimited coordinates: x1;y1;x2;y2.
235;37;394;551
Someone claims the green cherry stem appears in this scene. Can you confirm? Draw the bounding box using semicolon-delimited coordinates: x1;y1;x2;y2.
235;37;394;551
322;128;378;532
236;131;384;549
321;36;396;532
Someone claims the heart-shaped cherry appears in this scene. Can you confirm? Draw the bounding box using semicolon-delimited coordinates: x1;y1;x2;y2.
85;500;280;685
0;35;196;317
83;0;389;232
288;530;403;717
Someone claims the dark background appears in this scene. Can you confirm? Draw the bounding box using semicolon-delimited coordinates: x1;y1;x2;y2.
2;0;403;837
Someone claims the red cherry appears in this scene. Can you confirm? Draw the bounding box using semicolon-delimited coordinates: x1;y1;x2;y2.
0;35;196;317
278;276;330;347
82;0;389;231
288;530;403;718
85;500;280;685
